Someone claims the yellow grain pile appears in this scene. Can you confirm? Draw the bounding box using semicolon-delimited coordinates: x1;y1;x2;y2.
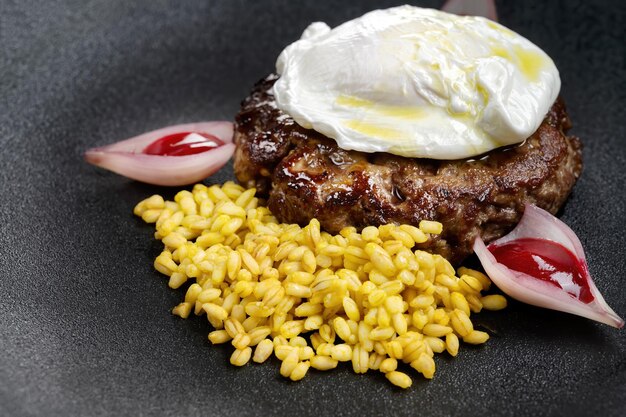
134;181;506;388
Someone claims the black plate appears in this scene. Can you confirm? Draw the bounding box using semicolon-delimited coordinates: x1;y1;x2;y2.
2;1;625;416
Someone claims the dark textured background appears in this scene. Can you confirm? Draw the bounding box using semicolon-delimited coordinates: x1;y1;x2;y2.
1;1;625;416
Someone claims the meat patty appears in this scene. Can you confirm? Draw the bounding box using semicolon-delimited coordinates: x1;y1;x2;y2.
234;75;583;265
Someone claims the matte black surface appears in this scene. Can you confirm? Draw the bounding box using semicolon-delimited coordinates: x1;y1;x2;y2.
1;1;625;416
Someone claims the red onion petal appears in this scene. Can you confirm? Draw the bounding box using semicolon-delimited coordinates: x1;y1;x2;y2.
85;144;235;186
441;0;498;21
84;121;234;186
474;205;624;328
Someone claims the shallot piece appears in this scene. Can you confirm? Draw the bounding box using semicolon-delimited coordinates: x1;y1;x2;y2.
474;204;624;328
84;122;235;186
441;0;498;21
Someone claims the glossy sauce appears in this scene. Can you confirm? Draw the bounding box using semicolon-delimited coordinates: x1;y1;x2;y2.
488;238;592;303
143;132;224;156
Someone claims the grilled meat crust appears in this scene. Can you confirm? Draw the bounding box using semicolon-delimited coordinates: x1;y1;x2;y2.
234;75;583;264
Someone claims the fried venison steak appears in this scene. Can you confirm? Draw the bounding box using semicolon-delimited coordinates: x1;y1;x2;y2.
234;76;582;264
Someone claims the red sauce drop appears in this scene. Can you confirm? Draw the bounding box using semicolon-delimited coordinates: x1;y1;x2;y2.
143;132;224;156
488;238;593;303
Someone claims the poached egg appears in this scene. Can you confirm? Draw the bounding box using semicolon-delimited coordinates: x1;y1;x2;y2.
273;5;560;160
